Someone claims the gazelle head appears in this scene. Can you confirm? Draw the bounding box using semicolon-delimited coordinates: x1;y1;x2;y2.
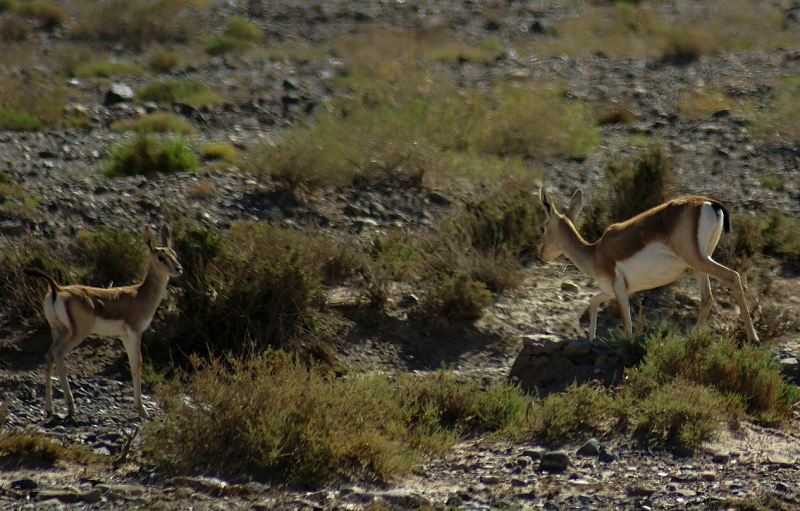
145;224;183;278
539;187;584;262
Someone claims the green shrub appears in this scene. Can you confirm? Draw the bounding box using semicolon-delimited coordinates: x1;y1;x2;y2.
75;226;148;287
73;59;143;78
199;141;237;161
136;79;221;107
110;112;197;135
144;352;527;486
0;76;64;128
421;272;492;321
147;49;182;73
104;134;199;178
633;379;741;451
0;108;41;131
630;329;797;423
526;383;622;443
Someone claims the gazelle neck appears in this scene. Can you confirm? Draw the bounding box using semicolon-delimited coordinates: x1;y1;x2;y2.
560;219;599;279
137;261;171;304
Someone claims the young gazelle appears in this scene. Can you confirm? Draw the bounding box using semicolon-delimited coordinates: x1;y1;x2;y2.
25;224;183;419
538;187;759;343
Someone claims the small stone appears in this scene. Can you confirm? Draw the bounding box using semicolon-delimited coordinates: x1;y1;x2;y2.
627;485;656;497
561;281;580;293
700;471;717;482
712;452;730;464
767;454;795;468
481;475;501;485
576;438;601;456
540;451;570;472
599;447;620;463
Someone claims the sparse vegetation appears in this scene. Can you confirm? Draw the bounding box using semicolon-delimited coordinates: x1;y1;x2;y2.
527;327;796;452
68;0;199;47
144;352;528;486
580;143;676;241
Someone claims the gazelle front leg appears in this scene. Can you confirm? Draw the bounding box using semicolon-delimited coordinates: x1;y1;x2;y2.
123;328;148;418
588;291;614;340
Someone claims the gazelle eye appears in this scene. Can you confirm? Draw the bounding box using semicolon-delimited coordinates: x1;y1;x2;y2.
158;256;165;263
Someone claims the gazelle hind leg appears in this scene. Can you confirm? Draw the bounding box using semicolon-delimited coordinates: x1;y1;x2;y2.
696;258;759;343
695;271;713;328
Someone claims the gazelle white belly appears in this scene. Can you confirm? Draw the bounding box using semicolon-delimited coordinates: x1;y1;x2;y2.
615;242;687;294
91;317;128;337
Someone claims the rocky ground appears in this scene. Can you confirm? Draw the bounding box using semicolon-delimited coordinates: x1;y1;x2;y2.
0;1;799;509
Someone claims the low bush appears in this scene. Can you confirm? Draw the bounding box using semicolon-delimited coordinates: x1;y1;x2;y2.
144;352;527;486
146;221;353;367
0;236;76;325
75;226;148;287
104;134;199;177
525;327;797;452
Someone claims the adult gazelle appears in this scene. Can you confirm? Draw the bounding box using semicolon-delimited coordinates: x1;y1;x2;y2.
25;224;183;419
538;187;758;342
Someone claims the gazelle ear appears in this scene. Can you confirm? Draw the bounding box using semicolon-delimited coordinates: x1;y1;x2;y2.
160;224;173;248
144;226;156;252
566;189;584;222
539;187;556;218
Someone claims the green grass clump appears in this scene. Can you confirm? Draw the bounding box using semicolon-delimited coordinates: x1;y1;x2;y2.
421;272;492;321
144;352;527;486
110;112;197;135
0;108;41;131
75;226;148;287
104;134;199;178
137;79;221;107
73;59;143;78
199;141;237;161
203;16;262;56
0;75;63;130
0;430;95;466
